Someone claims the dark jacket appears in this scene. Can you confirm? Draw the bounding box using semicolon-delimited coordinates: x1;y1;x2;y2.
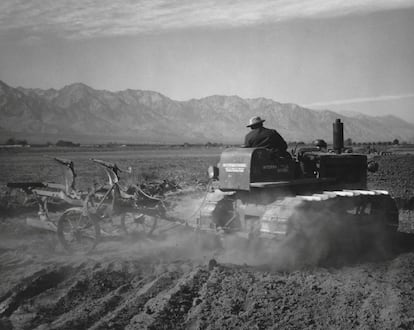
244;126;287;151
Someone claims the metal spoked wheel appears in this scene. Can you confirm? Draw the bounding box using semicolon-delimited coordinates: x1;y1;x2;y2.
57;208;100;254
120;212;158;237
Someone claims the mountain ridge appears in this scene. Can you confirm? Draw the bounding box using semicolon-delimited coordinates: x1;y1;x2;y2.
1;80;413;144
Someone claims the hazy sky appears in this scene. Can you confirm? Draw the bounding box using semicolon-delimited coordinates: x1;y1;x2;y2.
1;0;414;122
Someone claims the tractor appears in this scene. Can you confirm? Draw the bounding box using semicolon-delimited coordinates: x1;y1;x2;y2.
191;119;403;265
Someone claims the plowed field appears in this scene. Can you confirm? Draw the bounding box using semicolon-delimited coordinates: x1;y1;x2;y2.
1;151;414;329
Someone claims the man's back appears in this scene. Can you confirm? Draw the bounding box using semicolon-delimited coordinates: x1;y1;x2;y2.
244;126;287;151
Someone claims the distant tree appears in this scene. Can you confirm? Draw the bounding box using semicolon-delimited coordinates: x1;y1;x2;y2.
5;138;16;145
392;139;399;145
344;138;352;146
5;138;28;145
56;140;80;147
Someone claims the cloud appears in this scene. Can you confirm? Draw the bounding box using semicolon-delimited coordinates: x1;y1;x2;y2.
304;94;414;108
0;0;414;40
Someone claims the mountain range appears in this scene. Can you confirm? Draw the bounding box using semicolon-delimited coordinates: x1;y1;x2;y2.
1;80;413;144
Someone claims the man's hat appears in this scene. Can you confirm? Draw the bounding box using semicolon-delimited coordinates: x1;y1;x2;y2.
247;116;265;127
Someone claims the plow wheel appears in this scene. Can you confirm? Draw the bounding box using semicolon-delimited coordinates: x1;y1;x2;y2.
120;213;158;237
57;208;100;254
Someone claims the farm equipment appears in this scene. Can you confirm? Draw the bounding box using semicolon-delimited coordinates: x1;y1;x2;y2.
188;119;412;265
57;158;164;253
7;157;166;253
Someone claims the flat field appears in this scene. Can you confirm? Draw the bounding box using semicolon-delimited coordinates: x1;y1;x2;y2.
1;149;414;329
0;146;221;190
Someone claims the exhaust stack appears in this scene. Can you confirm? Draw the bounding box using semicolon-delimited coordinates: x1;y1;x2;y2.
333;118;344;154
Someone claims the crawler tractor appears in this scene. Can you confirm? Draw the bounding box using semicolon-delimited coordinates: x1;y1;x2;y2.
196;119;403;264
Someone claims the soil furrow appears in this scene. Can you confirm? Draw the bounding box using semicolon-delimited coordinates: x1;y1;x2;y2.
0;266;70;318
90;271;183;329
38;283;132;330
125;267;208;330
46;266;133;317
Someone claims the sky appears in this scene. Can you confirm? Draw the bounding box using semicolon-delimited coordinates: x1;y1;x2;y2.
1;0;414;123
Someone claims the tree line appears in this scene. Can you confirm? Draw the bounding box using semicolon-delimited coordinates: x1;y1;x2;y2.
343;138;400;146
2;138;80;147
2;137;409;147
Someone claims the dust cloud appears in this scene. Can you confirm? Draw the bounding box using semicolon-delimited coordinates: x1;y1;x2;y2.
93;192;401;272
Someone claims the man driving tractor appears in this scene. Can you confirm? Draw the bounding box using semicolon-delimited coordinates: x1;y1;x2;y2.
243;116;288;154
